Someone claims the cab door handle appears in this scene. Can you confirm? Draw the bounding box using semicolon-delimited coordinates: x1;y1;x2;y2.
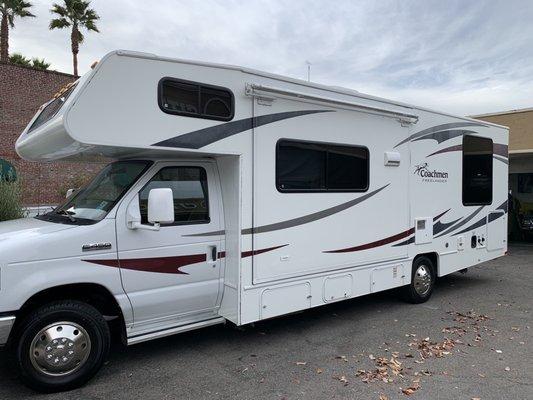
207;245;217;266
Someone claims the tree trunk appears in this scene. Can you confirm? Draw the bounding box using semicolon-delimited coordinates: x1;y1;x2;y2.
0;14;8;62
71;25;79;76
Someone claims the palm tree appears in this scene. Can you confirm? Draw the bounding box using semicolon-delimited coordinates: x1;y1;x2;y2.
0;0;35;62
9;52;51;70
31;57;51;70
49;0;99;76
8;51;30;66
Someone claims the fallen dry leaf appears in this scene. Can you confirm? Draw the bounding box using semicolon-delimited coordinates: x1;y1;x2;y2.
336;375;348;386
401;381;420;396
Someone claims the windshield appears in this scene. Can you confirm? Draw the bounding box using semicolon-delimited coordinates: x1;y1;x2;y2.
37;160;152;225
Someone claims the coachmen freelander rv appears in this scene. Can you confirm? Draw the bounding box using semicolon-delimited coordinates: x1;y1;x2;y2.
2;50;507;392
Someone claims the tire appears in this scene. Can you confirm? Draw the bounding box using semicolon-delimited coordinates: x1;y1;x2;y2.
13;301;110;393
402;256;436;304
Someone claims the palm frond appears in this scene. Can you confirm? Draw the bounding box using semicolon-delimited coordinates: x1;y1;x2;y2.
84;19;98;32
50;3;69;18
2;0;35;27
49;17;70;30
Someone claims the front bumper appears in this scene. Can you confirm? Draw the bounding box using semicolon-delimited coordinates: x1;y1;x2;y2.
0;315;16;346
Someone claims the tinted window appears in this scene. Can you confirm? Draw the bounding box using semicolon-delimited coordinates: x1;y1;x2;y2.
161;80;199;114
140;167;209;224
463;135;493;205
327;145;369;190
28;84;76;133
201;86;233;118
277;140;369;192
159;78;234;121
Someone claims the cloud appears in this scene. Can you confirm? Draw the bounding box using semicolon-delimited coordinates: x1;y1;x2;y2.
8;0;533;115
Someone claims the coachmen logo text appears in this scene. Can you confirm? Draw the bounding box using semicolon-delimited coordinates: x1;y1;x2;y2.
414;163;449;183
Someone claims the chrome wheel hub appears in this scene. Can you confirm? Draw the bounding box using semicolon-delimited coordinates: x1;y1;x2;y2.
413;264;432;296
30;322;91;376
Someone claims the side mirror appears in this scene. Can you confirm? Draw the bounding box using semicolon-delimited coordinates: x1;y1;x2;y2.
126;188;174;231
148;188;174;225
66;188;75;198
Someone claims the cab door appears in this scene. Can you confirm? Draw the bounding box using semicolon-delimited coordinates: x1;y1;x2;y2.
115;161;224;331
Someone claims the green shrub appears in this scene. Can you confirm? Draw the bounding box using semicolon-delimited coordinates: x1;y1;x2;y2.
0;177;25;222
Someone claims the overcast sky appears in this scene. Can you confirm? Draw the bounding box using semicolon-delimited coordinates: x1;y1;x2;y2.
8;0;533;115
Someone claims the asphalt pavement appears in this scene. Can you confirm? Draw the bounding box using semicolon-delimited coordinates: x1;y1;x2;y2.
1;245;531;400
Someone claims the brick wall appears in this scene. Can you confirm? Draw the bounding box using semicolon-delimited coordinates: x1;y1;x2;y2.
0;62;106;206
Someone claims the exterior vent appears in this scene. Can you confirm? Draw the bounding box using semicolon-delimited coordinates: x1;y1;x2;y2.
384;151;401;166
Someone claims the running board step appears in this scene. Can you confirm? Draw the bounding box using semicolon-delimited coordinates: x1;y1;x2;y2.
127;317;226;345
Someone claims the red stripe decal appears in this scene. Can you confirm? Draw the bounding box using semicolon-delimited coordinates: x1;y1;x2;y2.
85;254;206;275
242;244;288;258
427;144;463;157
324;210;448;253
324;227;414;253
83;245;287;274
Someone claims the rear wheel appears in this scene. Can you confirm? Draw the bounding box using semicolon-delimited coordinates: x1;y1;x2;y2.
14;301;110;393
402;256;436;303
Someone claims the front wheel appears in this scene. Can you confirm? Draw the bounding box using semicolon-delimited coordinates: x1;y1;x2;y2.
14;301;110;393
402;256;436;303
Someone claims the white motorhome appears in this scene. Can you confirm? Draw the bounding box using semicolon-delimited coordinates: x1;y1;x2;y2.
2;50;507;392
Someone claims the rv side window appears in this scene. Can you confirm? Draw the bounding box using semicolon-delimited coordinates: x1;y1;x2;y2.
276;140;369;192
159;78;234;121
139;166;210;225
462;135;493;206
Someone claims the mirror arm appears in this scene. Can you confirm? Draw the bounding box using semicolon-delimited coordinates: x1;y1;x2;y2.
128;221;161;231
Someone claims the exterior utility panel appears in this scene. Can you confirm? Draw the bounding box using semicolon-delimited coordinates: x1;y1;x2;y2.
9;50;507;362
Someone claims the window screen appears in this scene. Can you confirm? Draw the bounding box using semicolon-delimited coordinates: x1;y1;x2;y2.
159;78;234;121
463;135;493;205
277;140;369;192
140;167;210;224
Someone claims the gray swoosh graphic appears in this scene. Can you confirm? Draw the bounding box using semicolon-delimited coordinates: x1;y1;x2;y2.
493;155;509;165
454;200;508;235
433;217;462;235
412;129;477;145
153;110;333;149
435;206;484;238
185;184;390;237
394;122;487;148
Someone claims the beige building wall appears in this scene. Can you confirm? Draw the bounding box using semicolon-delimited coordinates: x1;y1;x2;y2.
474;108;533;153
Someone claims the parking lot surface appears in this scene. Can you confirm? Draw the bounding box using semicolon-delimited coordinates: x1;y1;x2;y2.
1;245;531;399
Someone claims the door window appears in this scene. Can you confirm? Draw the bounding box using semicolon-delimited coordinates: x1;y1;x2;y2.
139;166;210;225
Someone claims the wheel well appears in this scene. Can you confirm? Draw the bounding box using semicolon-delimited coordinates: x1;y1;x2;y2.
413;252;439;276
15;283;125;340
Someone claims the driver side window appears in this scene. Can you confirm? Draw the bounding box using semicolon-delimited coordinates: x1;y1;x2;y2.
139;166;210;225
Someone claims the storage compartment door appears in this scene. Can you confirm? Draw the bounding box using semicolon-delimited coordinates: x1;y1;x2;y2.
487;211;506;251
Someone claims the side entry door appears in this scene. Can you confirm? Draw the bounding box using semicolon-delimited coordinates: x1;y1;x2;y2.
116;161;224;331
